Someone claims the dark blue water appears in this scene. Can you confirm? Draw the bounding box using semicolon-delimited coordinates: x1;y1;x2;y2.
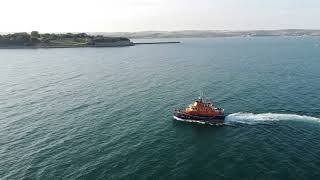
1;37;320;180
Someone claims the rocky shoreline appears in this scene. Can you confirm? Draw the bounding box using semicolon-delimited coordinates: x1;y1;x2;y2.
0;42;182;49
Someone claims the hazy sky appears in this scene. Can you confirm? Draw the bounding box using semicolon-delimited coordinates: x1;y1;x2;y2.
1;0;320;32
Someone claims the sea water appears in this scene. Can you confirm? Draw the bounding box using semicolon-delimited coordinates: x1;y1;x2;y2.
1;37;320;179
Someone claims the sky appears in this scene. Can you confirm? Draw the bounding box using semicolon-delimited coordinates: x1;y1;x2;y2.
1;0;320;32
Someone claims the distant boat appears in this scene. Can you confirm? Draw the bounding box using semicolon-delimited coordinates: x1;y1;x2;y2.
173;97;225;125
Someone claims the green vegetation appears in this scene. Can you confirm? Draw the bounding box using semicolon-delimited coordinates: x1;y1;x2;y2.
0;31;133;48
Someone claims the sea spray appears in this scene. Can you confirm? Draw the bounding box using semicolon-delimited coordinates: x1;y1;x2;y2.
225;112;320;125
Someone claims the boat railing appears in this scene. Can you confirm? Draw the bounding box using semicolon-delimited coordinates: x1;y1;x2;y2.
173;108;183;112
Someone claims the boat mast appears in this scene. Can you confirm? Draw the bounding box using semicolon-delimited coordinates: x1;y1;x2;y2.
199;91;204;100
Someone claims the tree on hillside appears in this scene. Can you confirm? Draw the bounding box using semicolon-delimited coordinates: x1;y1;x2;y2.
0;35;4;44
31;31;40;38
30;31;40;44
14;33;30;42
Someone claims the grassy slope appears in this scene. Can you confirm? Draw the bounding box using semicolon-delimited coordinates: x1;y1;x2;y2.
47;37;89;46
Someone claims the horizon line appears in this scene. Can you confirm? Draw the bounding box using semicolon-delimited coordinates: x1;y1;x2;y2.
2;29;320;34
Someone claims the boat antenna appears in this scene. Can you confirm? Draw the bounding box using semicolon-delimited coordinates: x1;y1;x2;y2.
199;91;204;100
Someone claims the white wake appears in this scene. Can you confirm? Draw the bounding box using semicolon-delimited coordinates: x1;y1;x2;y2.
225;112;320;125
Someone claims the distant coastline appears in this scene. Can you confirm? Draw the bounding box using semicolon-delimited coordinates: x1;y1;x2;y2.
0;31;135;49
92;29;320;39
5;29;319;49
0;31;181;49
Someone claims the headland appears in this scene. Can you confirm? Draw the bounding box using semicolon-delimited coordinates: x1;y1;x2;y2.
0;31;181;49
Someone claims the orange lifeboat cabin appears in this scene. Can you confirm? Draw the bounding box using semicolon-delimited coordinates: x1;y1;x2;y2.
173;97;225;125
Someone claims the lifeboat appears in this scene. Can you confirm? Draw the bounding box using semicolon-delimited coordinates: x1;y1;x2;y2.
173;97;225;125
